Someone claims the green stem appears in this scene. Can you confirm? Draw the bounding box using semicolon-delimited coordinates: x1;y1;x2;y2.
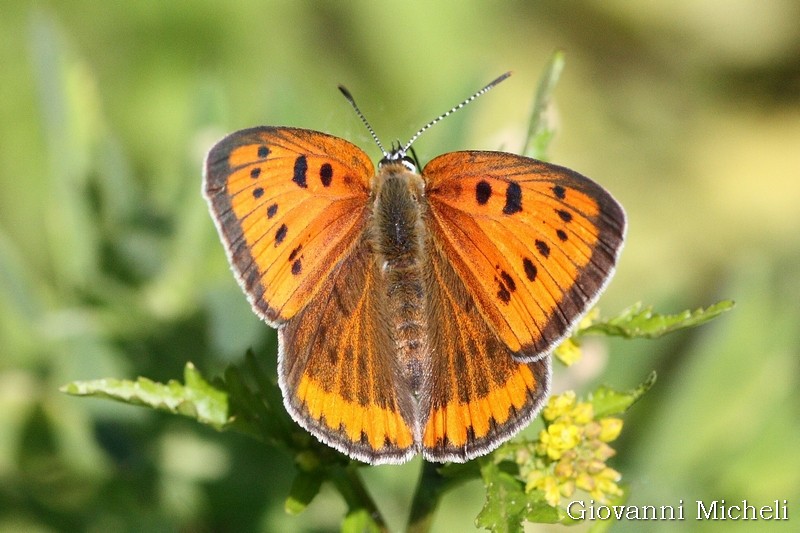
407;461;449;533
329;464;389;532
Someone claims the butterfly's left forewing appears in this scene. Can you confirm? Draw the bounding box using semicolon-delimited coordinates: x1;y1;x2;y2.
424;151;626;360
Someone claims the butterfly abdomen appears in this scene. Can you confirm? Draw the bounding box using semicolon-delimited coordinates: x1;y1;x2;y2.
371;164;429;393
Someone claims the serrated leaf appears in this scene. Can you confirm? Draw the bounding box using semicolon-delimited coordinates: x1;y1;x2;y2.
476;468;527;532
583;300;734;339
590;372;656;418
61;362;229;429
477;462;561;532
222;360;282;443
285;470;324;515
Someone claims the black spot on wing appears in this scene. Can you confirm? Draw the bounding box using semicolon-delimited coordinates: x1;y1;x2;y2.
275;224;288;245
523;258;537;281
497;284;511;304
320;163;333;186
503;181;522;215
291;258;302;275
499;270;516;292
293;155;308;188
476;180;491;205
495;269;516;304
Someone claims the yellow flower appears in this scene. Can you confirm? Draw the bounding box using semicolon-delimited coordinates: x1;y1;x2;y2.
584;421;601;439
575;472;595;492
522;388;628;510
541;475;561;507
539;422;580;460
542;391;576;421
554;457;574;478
554;337;583;366
593;442;616;462
524;468;545;493
559;479;576;498
592;467;623;500
570;402;594;425
579;308;600;329
599;418;623;442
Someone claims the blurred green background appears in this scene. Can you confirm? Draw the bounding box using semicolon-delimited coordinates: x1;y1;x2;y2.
1;1;798;531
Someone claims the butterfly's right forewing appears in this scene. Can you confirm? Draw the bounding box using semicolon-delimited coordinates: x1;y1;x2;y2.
423;151;625;360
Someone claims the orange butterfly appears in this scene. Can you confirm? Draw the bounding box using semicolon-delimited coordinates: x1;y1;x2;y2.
203;73;625;464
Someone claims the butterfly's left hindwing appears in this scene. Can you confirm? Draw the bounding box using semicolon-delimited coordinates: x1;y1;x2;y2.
423;151;626;360
203;127;374;324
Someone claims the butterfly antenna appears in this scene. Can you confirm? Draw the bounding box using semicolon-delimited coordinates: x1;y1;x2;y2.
401;71;512;154
408;145;422;172
338;84;388;157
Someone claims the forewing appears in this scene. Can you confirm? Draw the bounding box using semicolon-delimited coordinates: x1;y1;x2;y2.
424;151;625;359
204;126;373;324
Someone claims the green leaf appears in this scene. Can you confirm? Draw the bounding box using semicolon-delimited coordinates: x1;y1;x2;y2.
341;508;383;533
583;300;735;339
438;457;482;481
522;49;565;160
477;462;561;532
285;470;324;515
29;10;103;289
61;362;229;429
590;372;656;418
221;354;290;444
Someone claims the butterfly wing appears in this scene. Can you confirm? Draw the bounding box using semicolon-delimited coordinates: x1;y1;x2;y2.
203;126;373;325
205;127;417;463
421;238;551;461
423;151;626;360
280;237;418;464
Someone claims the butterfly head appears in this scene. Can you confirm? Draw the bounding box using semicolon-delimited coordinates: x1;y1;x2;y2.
379;141;417;173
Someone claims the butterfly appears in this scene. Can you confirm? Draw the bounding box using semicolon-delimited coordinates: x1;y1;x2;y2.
203;72;625;464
